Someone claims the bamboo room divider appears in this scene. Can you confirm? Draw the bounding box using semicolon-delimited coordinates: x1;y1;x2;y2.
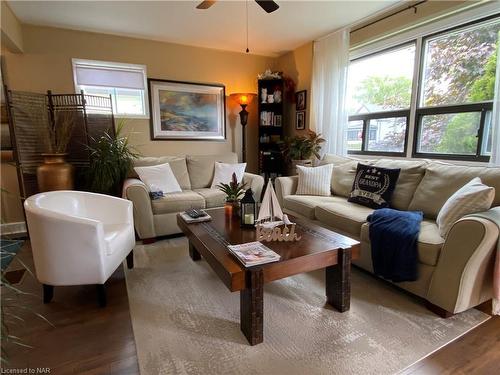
5;89;115;200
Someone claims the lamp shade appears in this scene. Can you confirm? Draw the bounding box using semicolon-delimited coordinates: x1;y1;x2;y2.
231;93;255;106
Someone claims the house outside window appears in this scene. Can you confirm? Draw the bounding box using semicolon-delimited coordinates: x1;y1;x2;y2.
72;59;149;118
346;15;500;162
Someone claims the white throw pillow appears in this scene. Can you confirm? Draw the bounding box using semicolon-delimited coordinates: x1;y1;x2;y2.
134;162;182;194
436;177;495;238
211;162;247;188
296;164;333;196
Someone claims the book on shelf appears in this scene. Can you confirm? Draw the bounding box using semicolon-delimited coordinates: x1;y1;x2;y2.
227;241;281;267
179;211;212;223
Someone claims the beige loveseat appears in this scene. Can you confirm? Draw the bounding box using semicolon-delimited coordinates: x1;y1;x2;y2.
275;154;500;316
124;153;264;241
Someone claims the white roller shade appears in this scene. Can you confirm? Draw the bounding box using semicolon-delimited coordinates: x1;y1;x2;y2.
73;60;146;90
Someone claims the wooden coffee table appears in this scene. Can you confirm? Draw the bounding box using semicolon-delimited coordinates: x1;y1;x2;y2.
177;208;360;345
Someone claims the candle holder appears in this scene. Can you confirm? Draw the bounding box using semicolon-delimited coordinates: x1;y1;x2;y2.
240;188;256;228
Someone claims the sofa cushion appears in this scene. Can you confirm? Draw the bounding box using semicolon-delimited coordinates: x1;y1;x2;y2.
408;163;500;219
131;156;191;190
314;200;374;237
296;164;333;196
348;163;401;209
283;195;342;219
194;188;226;208
373;159;428;211
187;153;238;189
360;219;444;266
151;190;205;215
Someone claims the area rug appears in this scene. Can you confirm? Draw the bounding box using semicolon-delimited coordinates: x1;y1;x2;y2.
125;237;489;375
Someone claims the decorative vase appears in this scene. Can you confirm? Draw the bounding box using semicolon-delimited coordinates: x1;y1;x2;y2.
36;153;74;192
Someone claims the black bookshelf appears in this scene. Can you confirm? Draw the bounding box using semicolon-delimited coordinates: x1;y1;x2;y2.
257;78;284;179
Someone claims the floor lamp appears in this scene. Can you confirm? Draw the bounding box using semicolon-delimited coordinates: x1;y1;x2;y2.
231;93;255;163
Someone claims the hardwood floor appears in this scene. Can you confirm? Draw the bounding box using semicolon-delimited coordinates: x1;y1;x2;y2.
1;242;139;375
1;241;499;374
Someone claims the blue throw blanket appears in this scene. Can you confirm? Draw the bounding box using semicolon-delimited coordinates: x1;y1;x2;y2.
367;208;423;282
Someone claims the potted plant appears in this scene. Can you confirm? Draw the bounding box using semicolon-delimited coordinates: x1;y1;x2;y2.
36;111;75;192
85;120;139;197
217;172;246;218
283;131;325;174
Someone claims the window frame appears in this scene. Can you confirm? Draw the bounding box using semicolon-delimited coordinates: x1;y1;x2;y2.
72;58;149;119
347;12;500;162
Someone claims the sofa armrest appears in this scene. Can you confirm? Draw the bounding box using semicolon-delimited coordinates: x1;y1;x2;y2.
243;172;265;202
123;178;156;239
427;215;499;313
275;176;299;207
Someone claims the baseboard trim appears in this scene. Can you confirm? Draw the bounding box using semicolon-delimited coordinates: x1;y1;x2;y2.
1;221;27;236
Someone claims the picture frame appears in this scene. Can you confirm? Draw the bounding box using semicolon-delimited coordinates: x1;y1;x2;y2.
273;114;282;127
296;111;306;130
295;90;307;111
148;78;226;141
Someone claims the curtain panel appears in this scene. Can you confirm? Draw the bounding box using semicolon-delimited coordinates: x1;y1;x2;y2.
310;28;350;156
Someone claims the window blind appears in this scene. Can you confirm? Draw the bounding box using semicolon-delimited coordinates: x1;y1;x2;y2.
74;64;145;90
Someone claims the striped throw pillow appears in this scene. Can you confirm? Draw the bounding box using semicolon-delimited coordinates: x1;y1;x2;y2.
296;164;333;196
436;177;495;238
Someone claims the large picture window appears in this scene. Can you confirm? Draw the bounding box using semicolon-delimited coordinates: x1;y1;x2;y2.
347;15;499;161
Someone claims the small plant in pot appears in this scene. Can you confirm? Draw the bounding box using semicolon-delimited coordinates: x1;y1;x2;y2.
283;131;325;174
85;120;139;197
37;110;76;192
217;173;246;218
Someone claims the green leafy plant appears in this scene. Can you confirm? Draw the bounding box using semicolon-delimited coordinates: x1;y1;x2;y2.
85;119;139;196
283;131;325;161
1;189;53;364
217;173;246;202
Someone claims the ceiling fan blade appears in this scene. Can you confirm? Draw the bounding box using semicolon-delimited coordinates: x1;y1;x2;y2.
196;0;216;10
255;0;279;13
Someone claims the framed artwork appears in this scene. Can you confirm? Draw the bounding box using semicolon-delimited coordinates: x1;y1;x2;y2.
295;90;307;111
148;79;226;141
296;111;306;130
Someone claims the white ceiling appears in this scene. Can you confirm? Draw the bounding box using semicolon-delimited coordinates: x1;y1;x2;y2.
8;0;401;56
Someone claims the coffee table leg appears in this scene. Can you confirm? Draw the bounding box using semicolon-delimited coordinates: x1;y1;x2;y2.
240;268;264;345
189;241;201;261
326;247;352;312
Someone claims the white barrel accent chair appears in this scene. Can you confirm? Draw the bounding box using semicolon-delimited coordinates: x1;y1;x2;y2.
24;191;136;307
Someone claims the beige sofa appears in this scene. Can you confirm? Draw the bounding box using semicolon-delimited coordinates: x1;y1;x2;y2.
124;153;264;241
275;154;500;316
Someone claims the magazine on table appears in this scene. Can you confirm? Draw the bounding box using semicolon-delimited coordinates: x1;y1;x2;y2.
227;241;281;267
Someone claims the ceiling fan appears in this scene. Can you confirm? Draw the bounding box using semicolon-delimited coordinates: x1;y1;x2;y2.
196;0;279;14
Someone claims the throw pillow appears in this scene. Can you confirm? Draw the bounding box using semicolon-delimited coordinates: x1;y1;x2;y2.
134;162;182;195
296;164;333;196
436;177;495;238
210;162;247;189
348;163;401;209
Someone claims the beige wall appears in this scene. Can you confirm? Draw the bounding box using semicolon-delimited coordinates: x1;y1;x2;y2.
0;1;23;53
2;25;276;173
277;42;313;137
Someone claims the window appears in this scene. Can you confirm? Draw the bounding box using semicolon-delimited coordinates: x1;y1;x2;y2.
415;19;499;161
347;14;500;162
347;43;415;155
72;59;148;118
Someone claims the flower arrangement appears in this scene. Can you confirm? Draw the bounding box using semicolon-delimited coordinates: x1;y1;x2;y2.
217;172;246;202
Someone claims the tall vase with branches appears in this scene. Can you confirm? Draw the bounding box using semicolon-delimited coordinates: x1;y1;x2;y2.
37;110;76;192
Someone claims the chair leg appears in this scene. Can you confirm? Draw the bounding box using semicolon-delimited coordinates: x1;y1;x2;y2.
126;249;134;269
97;284;107;308
43;284;54;304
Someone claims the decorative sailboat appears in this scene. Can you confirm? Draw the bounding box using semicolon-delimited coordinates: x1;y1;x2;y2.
256;182;293;229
